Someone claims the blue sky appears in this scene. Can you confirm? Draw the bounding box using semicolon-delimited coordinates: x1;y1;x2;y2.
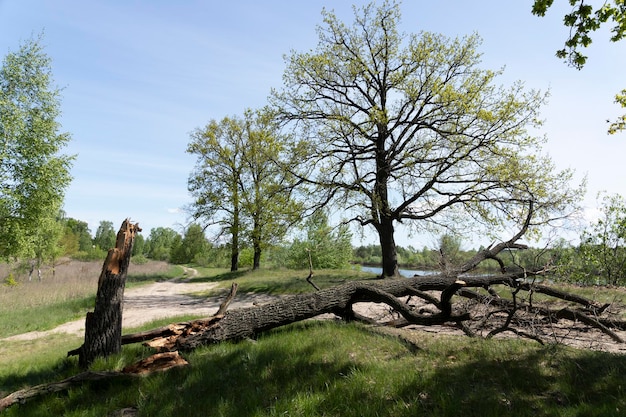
1;1;625;248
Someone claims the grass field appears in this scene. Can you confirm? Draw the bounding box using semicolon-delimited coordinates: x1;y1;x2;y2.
2;262;626;416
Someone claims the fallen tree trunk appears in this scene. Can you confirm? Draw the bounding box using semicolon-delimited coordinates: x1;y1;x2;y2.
133;273;524;352
114;269;625;354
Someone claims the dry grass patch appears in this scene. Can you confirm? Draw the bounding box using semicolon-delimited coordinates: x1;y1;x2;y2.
0;259;180;338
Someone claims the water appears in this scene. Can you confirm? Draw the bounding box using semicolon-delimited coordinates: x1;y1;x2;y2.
357;265;439;277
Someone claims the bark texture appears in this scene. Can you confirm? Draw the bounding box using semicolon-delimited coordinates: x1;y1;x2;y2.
152;274;506;351
78;219;141;368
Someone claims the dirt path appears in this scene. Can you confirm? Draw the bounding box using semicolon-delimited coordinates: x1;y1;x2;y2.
2;267;275;342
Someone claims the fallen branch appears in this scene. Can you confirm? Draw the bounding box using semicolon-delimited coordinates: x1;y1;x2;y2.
305;249;320;291
0;352;187;412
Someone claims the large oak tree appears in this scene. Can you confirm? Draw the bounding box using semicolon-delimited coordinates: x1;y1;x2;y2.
272;1;579;277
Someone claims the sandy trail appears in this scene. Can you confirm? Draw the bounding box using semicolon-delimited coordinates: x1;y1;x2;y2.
3;268;275;342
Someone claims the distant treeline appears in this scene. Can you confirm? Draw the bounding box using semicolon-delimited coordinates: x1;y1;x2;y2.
352;243;555;273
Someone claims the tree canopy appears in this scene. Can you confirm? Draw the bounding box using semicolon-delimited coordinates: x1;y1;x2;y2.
272;1;579;277
0;35;73;259
187;109;301;270
93;220;116;251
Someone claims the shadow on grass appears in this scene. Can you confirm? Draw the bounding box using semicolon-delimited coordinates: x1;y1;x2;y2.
396;345;626;416
6;322;626;417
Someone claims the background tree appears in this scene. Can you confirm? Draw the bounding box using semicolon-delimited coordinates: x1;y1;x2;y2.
273;1;578;277
532;0;626;133
93;220;116;251
61;217;93;254
188;117;245;271
287;210;353;270
30;211;64;279
0;35;73;259
188;110;301;270
131;233;145;257
436;234;463;272
240;109;302;269
170;223;209;265
576;193;626;285
144;227;179;261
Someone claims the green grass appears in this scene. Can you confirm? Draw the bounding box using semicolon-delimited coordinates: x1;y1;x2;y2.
3;263;626;415
2;321;626;416
126;263;185;285
188;267;377;296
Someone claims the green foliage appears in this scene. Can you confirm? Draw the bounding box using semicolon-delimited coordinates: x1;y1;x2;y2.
60;216;93;255
436;234;464;270
170;223;209;264
3;272;17;286
0;34;74;259
130;254;149;265
563;193;626;285
131;233;145;256
286;211;353;270
273;1;578;276
144;227;180;261
93;220;116;250
609;89;626;134
532;1;626;133
71;246;107;262
532;0;626;69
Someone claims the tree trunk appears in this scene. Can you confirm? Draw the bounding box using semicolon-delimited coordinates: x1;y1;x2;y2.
78;219;141;368
174;274;475;350
374;123;398;278
230;222;239;272
231;185;240;272
378;217;399;278
230;242;239;272
253;244;261;270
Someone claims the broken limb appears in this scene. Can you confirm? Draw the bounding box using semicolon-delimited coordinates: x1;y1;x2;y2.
0;352;187;412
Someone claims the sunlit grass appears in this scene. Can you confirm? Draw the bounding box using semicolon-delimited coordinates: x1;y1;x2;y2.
190;267;377;296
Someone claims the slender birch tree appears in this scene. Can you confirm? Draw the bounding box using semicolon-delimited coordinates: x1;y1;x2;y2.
0;35;73;260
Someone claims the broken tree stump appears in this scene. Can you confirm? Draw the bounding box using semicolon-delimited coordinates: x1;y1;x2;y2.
77;219;141;368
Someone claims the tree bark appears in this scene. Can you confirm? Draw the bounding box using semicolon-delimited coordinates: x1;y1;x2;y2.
378;217;399;278
171;274;504;351
230;187;240;272
253;241;261;270
77;219;141;368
